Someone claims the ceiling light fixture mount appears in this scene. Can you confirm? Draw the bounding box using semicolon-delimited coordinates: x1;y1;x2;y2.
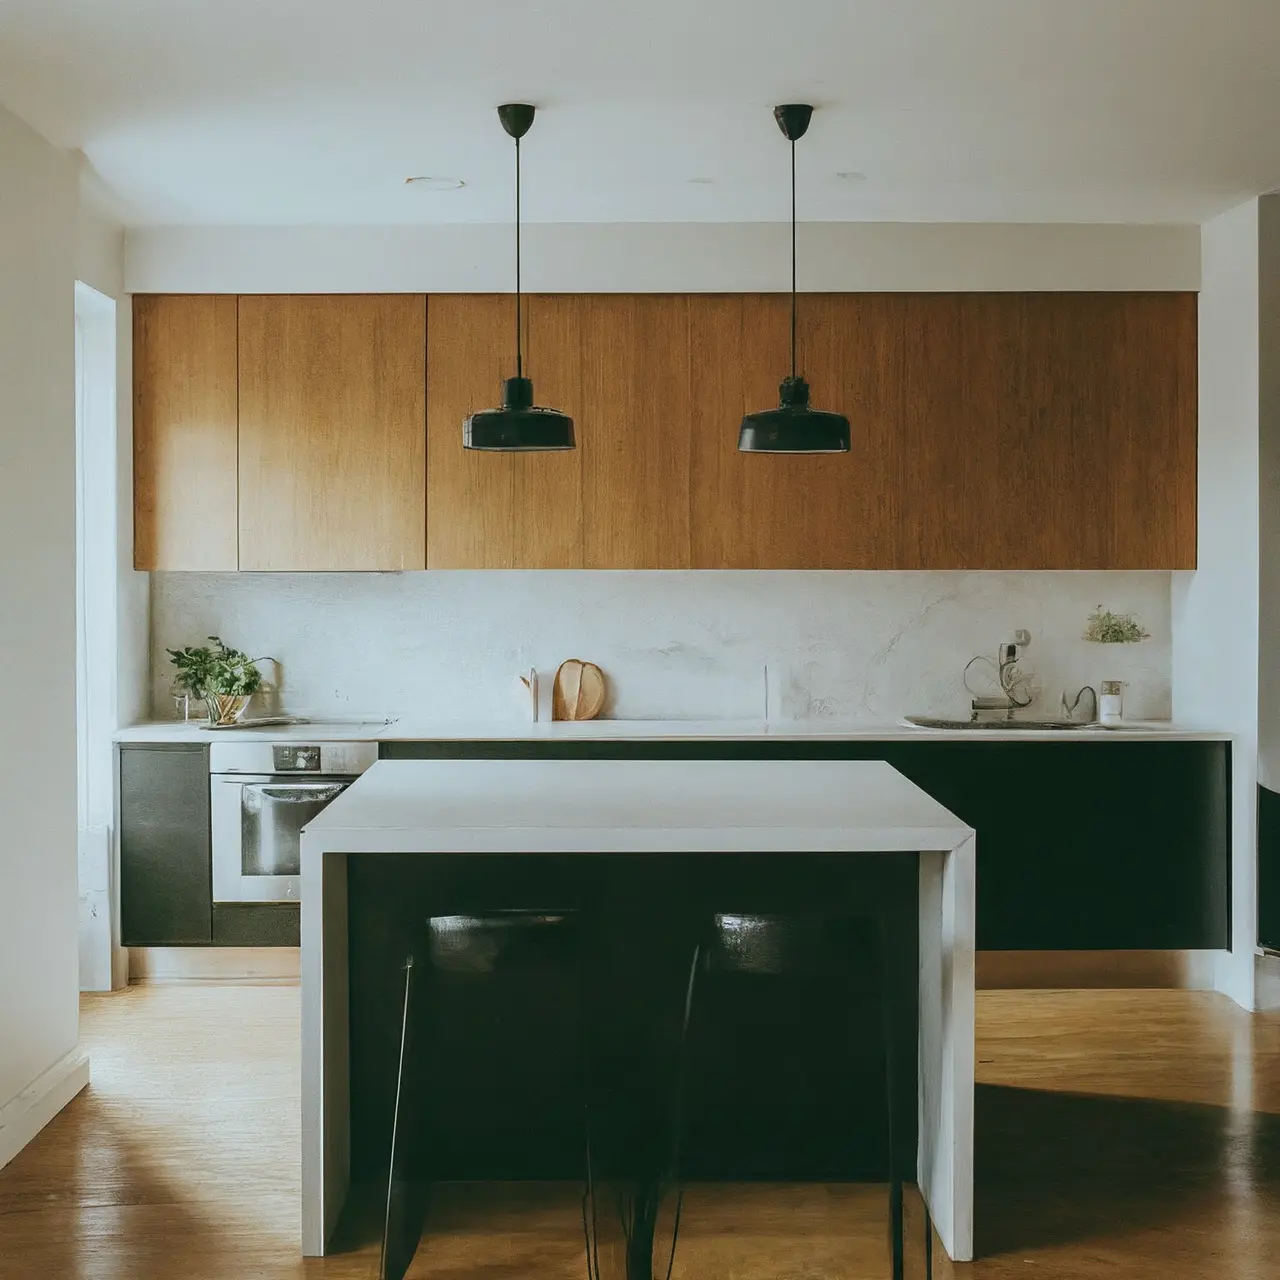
404;175;465;190
738;103;851;455
463;103;575;452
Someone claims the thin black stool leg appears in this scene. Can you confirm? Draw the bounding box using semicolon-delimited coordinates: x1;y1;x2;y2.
619;940;701;1280
659;942;701;1280
580;933;602;1280
875;919;905;1280
380;954;430;1280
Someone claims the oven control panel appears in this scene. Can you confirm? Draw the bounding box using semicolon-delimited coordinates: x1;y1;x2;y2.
209;741;379;776
274;745;321;772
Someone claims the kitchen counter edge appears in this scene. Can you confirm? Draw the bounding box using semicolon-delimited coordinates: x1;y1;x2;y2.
115;719;1233;745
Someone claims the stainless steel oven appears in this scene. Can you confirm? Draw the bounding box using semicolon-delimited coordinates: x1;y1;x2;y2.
210;741;378;903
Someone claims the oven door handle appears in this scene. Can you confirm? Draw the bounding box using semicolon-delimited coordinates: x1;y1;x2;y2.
244;782;348;804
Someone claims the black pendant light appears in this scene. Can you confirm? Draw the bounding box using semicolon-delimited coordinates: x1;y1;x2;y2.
463;104;575;451
738;104;850;454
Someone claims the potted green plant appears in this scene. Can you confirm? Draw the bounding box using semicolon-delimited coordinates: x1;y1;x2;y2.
1082;606;1150;644
167;636;264;726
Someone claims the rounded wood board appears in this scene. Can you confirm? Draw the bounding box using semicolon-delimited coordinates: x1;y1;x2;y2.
552;660;607;721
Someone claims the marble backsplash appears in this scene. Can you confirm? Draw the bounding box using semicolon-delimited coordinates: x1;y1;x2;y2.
148;571;1173;725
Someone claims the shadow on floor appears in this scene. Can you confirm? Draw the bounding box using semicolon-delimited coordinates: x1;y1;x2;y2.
974;1081;1280;1258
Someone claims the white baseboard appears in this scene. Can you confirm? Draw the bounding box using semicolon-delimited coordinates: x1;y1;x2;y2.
1256;952;1280;1011
977;949;1219;990
0;1047;91;1171
1212;947;1256;1009
111;942;130;992
129;946;300;984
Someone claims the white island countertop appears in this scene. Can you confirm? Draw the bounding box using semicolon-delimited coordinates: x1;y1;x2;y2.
304;757;974;854
300;758;977;1263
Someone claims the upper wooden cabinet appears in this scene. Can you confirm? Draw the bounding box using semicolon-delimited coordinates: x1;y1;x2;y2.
578;296;694;569
692;292;1196;570
691;294;905;569
133;295;239;570
134;290;1196;572
237;295;426;571
427;295;583;569
885;292;1198;570
428;294;696;569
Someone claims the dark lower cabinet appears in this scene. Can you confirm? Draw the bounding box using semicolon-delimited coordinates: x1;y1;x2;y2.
119;736;1231;953
382;738;1232;952
212;903;301;946
119;743;212;945
1259;786;1280;951
884;741;1229;950
119;744;301;947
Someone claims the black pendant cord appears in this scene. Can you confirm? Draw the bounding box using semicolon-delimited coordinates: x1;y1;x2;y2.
790;136;797;381
515;133;523;380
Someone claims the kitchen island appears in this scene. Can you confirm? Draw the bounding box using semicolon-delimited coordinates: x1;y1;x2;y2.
300;757;976;1263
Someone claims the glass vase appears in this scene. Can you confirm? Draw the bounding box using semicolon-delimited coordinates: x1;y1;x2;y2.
205;693;251;727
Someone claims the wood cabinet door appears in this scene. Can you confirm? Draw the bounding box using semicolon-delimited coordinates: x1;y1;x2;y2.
894;292;1197;569
693;292;1196;570
426;294;583;568
237;295;426;571
578;295;693;569
133;295;238;570
690;294;900;569
427;294;693;569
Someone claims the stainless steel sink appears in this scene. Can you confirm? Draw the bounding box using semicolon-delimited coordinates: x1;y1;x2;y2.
903;715;1095;731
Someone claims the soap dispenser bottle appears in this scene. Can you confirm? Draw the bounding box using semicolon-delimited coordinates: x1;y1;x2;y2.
1098;680;1124;725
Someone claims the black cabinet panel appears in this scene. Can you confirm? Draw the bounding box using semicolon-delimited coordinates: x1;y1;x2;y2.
212;903;301;946
119;744;212;945
1260;786;1280;951
880;742;1229;951
382;738;1230;951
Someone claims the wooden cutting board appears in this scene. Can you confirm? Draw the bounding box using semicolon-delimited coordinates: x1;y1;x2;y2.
552;659;607;721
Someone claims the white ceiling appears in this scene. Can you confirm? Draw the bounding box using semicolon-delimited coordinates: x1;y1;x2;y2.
1;0;1278;226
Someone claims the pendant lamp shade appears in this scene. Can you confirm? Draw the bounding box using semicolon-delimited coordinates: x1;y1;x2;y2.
462;104;575;452
739;104;850;455
738;376;851;453
464;376;575;451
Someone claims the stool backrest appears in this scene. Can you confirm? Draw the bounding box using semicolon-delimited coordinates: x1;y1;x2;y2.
427;911;576;974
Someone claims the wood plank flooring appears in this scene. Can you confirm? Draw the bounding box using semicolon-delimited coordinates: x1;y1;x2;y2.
0;986;1277;1278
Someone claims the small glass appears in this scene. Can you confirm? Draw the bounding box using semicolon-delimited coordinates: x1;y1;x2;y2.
171;680;206;723
1099;680;1124;725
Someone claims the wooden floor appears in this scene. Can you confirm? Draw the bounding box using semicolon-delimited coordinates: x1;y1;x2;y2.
0;986;1278;1279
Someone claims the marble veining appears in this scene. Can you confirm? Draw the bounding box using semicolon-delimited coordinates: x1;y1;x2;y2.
150;570;1172;724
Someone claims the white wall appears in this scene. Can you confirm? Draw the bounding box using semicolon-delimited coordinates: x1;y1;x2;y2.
77;187;148;732
151;571;1172;726
0;103;88;1165
76;184;143;993
125;221;1200;295
1174;198;1262;1009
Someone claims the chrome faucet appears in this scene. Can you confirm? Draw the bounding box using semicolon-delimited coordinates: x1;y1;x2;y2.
1060;685;1099;724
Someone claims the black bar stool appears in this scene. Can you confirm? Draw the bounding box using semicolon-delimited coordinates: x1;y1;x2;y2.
380;909;593;1280
669;911;922;1280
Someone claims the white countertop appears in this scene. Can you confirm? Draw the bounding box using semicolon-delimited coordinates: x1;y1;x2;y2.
116;716;1231;744
301;758;975;854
